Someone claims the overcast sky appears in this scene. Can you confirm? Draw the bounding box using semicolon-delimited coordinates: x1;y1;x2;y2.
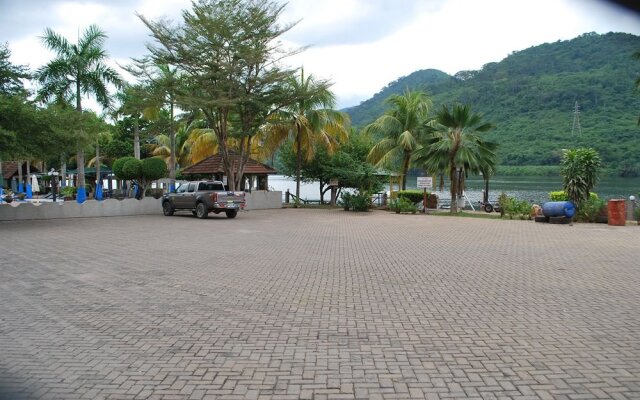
1;0;639;109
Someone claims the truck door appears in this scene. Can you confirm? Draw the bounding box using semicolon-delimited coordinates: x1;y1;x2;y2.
184;182;198;208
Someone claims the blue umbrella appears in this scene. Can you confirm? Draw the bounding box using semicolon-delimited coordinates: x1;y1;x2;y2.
95;184;103;201
26;183;32;199
18;181;23;193
0;187;4;203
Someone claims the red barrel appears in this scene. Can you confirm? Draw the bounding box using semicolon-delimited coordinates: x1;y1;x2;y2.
607;199;626;226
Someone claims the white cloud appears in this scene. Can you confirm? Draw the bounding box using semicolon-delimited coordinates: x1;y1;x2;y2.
2;0;639;110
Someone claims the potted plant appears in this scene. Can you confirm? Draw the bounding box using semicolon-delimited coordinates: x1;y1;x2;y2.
635;207;640;226
2;188;13;203
60;186;76;200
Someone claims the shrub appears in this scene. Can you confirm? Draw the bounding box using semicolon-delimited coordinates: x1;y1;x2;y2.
142;157;167;180
576;197;606;223
112;156;136;179
397;190;427;204
60;186;76;197
549;191;568;201
122;159;143;180
549;191;598;202
389;197;417;214
339;192;353;211
499;193;531;219
350;191;372;212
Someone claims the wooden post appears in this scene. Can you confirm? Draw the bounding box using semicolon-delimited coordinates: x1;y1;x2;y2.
423;188;427;213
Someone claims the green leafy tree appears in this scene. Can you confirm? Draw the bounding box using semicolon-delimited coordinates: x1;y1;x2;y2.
36;24;123;201
113;156;167;199
365;89;432;190
561;147;601;208
264;69;350;201
139;0;298;190
414;104;496;213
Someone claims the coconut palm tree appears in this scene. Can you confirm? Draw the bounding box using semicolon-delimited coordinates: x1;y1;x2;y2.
414;104;496;213
365;89;432;190
36;24;122;202
263;70;350;201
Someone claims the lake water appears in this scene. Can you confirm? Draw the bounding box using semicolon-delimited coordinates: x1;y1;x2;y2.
269;174;640;205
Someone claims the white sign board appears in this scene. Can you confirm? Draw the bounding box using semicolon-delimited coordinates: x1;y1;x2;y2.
416;177;433;189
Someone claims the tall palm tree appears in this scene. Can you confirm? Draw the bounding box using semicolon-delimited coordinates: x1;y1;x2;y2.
365;90;432;190
36;24;122;202
263;70;350;201
414;104;496;213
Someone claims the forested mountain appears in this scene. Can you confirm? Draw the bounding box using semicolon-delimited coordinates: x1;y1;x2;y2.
345;32;640;175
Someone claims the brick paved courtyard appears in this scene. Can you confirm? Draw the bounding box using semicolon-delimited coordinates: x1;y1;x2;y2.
1;209;639;399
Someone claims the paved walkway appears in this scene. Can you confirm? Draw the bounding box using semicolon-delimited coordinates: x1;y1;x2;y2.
1;210;639;399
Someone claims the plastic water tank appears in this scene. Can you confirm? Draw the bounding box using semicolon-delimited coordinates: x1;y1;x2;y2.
542;201;576;218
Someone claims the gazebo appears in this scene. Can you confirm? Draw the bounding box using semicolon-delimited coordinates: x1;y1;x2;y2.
181;154;277;190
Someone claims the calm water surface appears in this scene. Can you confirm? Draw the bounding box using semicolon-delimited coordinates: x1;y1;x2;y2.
270;175;640;205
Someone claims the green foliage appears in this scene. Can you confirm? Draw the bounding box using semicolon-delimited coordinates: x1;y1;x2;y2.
576;197;606;223
498;194;532;220
141;157;167;180
60;186;76;197
113;156;136;179
350;191;372;212
346;33;640;172
549;190;598;201
635;206;640;221
561;147;601;208
389;197;418;214
338;192;352;210
122;159;143;180
549;191;568;201
397;190;428;204
339;191;372;212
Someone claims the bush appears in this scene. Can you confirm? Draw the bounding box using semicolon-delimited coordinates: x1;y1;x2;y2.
142;157;167;180
112;156;136;179
576;197;606;223
351;191;372;212
122;159;143;180
397;190;428;204
339;192;353;211
60;186;76;197
499;193;531;219
389;197;417;214
549;191;598;201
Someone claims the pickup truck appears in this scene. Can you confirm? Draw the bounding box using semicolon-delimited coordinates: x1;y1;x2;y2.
161;181;245;219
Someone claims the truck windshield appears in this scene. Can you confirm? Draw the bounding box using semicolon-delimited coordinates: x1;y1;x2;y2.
198;182;225;191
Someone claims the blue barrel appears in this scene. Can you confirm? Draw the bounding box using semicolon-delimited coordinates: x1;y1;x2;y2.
542;201;576;218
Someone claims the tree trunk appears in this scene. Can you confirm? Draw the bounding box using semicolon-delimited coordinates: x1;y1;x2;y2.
401;153;411;191
295;135;302;206
134;117;140;160
450;165;458;213
0;157;4;188
96;141;101;192
60;155;67;187
169;102;176;191
76;148;86;202
17;160;23;191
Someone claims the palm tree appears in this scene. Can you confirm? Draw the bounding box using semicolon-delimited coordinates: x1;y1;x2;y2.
263;70;350;201
414;104;496;213
36;24;122;202
365;90;432;190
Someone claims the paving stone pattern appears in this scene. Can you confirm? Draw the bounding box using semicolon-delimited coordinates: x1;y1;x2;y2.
1;210;639;399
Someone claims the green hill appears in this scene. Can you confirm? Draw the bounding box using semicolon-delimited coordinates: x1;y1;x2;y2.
345;32;640;176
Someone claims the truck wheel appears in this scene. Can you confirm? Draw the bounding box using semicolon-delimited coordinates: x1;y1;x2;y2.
162;201;174;216
195;202;209;219
225;209;238;219
483;203;494;213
